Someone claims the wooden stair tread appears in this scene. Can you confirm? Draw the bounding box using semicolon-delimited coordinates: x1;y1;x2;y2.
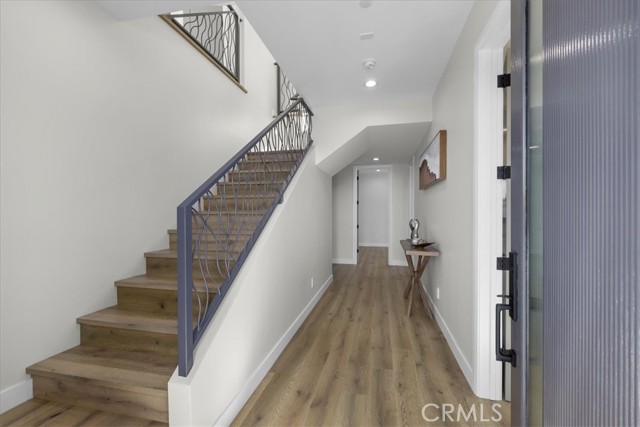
26;346;175;393
204;194;277;199
115;275;216;294
194;208;268;217
227;167;293;174
145;249;232;260
0;398;168;427
238;158;298;164
77;307;177;335
219;180;285;185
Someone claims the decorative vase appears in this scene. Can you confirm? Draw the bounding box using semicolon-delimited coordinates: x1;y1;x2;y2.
409;219;420;243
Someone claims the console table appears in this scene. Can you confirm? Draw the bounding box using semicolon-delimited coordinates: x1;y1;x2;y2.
400;240;439;317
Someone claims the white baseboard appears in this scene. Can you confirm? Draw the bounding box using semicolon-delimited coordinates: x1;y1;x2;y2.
332;258;355;265
212;274;334;427
422;284;474;387
0;378;32;414
388;258;408;266
358;243;388;247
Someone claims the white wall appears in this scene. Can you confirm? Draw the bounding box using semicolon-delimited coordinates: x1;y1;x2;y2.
168;150;333;426
358;170;389;247
0;0;278;409
413;0;502;387
331;167;354;264
389;164;411;265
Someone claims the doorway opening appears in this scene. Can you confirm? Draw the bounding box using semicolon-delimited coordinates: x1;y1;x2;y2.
353;166;391;264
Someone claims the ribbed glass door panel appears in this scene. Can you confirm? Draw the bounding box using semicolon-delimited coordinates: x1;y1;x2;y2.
542;0;639;425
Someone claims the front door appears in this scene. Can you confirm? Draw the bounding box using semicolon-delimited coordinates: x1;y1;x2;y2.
510;0;639;425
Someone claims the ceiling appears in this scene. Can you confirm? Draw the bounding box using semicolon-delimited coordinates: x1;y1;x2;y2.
236;1;474;108
97;0;472;168
98;0;474;108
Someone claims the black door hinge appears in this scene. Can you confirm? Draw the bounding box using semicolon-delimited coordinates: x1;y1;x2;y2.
497;73;511;88
497;166;511;180
496;256;513;271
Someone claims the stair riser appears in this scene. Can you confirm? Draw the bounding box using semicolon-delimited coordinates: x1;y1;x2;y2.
31;375;168;423
203;197;274;211
245;150;302;161
191;217;263;231
215;184;283;196
146;257;231;282
80;325;177;358
225;171;291;182
117;287;214;317
236;160;297;171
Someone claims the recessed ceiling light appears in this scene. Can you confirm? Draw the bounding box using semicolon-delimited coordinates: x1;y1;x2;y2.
372;157;379;161
364;80;377;88
376;169;381;172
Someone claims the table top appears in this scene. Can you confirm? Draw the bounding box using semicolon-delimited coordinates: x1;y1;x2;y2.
400;239;440;257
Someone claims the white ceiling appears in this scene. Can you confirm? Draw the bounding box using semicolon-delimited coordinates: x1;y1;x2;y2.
98;1;474;108
236;1;474;108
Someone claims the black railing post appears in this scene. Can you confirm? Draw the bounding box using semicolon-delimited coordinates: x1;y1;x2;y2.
177;204;194;377
234;11;240;81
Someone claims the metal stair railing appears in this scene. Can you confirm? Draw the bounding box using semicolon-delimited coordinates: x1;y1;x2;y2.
276;63;298;114
176;98;313;376
162;8;240;82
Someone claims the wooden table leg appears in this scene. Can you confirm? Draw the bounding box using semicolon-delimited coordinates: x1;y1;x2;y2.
414;256;432;318
406;277;416;317
404;254;415;298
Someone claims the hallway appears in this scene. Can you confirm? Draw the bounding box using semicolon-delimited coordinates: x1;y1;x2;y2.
233;247;510;426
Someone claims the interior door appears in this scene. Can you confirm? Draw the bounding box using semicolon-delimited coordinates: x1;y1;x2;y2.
356;169;360;257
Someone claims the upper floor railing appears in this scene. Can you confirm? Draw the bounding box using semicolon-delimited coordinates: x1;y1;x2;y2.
176;98;313;376
162;7;240;82
276;63;299;114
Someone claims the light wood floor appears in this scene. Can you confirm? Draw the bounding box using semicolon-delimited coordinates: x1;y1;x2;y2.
233;247;510;427
0;399;167;426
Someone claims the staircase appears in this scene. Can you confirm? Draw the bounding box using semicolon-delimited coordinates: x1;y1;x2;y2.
0;151;306;426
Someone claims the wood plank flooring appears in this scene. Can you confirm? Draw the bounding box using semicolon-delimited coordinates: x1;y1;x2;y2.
0;399;167;427
233;247;510;427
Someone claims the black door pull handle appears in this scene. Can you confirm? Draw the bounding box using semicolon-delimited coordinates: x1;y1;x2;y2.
496;302;517;366
495;252;517;366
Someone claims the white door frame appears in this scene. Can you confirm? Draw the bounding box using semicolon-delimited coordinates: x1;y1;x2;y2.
472;1;510;400
352;165;391;263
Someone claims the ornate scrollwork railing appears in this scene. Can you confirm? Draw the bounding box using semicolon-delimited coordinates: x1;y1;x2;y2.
176;99;313;376
164;8;240;81
276;63;299;114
